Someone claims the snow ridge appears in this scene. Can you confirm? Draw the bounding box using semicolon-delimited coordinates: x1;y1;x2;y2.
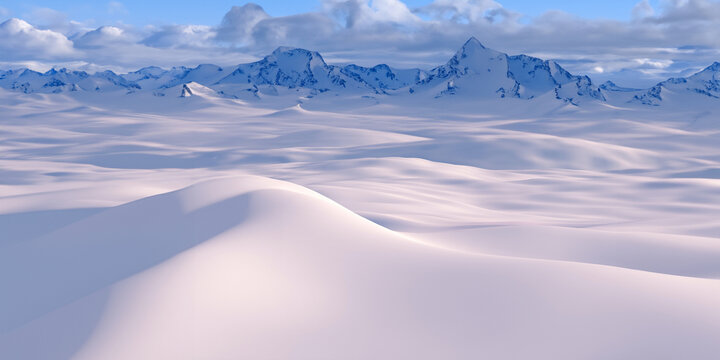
0;37;718;106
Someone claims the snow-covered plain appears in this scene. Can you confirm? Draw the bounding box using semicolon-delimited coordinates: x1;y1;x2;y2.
2;40;720;359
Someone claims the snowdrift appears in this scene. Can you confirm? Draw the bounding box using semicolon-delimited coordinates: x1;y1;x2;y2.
3;176;720;360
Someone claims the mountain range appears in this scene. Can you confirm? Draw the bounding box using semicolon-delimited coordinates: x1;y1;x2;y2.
1;37;718;106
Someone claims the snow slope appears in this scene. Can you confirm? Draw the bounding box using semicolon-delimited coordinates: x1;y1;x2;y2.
3;176;720;360
604;62;720;107
410;37;605;103
1;43;720;359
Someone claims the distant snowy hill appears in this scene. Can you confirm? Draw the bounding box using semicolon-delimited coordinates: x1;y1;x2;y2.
341;64;423;93
160;64;233;89
212;47;374;98
0;37;718;106
624;62;720;106
0;68;139;93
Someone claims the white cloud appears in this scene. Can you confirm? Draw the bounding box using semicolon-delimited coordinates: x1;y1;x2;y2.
74;26;134;49
0;16;256;71
216;4;270;44
324;0;421;29
415;0;511;23
357;0;420;25
649;0;720;23
141;25;216;48
634;58;674;68
0;18;77;60
249;13;337;50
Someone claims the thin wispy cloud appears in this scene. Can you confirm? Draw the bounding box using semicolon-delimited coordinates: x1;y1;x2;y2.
107;1;128;16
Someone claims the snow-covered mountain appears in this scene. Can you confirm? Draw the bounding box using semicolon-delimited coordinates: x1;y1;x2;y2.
341;64;425;93
0;37;717;106
210;47;379;99
214;47;427;95
123;66;190;91
0;68;139;93
217;48;349;89
625;62;720;106
411;37;519;98
409;38;605;103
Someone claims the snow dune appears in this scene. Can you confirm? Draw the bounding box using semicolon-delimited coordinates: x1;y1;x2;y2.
2;82;720;359
3;176;720;360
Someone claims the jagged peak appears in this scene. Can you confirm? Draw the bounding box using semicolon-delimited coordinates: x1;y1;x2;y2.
137;66;164;72
271;46;319;57
268;46;327;67
343;63;392;72
180;83;193;97
600;80;641;92
510;54;540;61
451;36;503;64
462;37;486;50
43;68;86;76
703;62;720;72
678;61;720;82
194;64;223;70
19;68;40;76
96;70;119;76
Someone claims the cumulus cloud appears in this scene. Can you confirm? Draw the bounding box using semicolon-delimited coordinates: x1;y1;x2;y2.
415;0;515;24
215;4;270;44
1;1;720;87
74;26;134;49
0;18;255;71
0;18;76;60
141;25;216;48
648;0;720;23
353;0;419;26
249;13;338;51
324;0;419;28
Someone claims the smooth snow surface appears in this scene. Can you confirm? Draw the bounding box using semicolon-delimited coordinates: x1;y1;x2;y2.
1;70;720;359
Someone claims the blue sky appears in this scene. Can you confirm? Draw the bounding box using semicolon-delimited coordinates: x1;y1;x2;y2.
0;0;718;87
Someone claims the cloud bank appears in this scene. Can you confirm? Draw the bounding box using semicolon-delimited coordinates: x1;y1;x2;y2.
0;18;76;60
1;0;719;86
